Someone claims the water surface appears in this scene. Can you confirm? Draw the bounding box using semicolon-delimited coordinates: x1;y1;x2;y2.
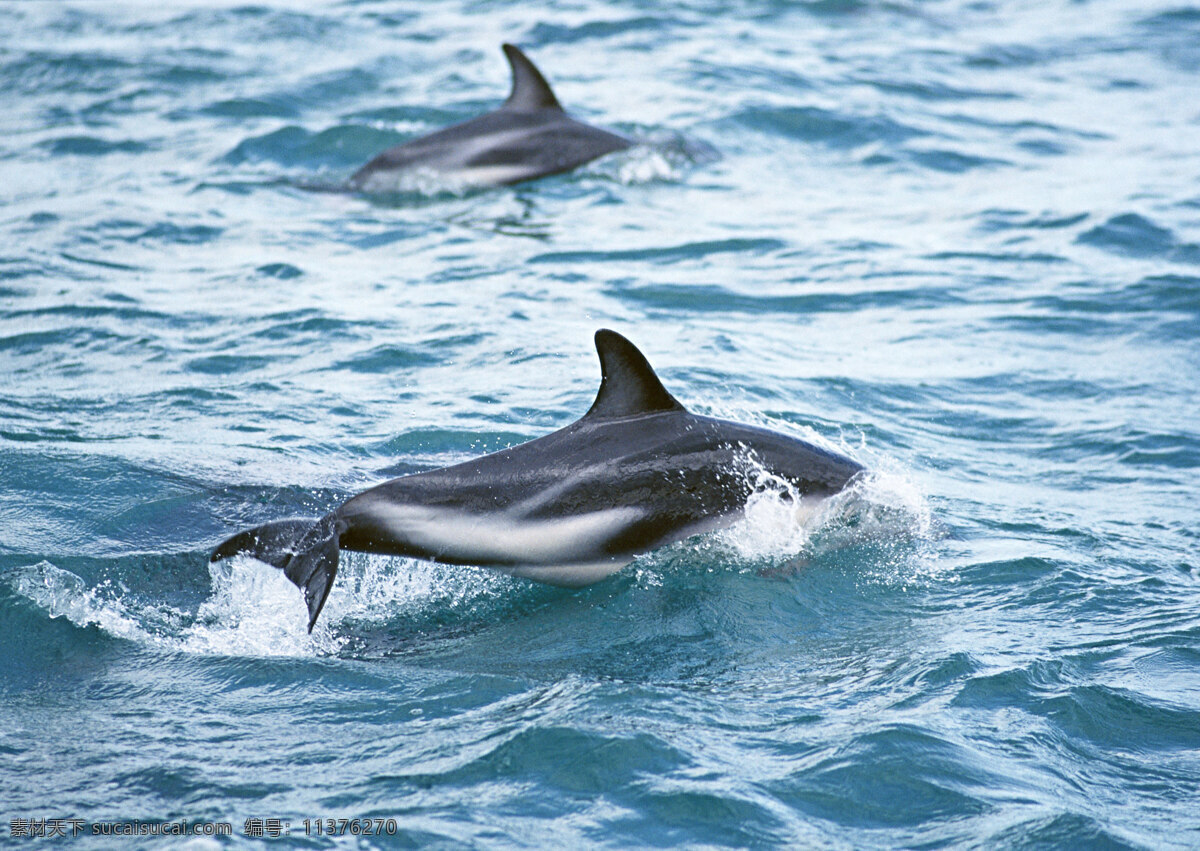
2;0;1199;847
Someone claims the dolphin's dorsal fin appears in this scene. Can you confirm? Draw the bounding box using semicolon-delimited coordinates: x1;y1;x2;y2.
586;329;685;420
501;44;562;112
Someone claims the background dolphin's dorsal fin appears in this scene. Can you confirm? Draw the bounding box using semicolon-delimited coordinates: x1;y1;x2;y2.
586;329;685;420
501;44;562;112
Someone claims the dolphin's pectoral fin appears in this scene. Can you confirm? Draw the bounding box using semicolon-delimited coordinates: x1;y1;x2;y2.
211;513;342;633
501;44;562;112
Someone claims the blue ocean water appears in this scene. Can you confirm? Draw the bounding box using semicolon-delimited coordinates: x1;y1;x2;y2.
2;0;1199;847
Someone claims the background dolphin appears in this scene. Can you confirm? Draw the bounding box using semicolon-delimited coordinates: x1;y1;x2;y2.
212;330;864;631
348;44;632;190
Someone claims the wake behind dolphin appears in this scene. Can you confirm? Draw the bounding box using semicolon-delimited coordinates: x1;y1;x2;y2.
349;44;632;191
212;331;865;631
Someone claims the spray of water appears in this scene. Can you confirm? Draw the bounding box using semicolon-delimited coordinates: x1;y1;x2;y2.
707;447;939;582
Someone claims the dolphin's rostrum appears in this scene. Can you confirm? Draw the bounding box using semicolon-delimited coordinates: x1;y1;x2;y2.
349;44;632;190
212;331;864;631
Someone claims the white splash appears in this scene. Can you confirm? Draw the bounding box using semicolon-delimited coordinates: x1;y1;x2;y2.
6;548;529;659
711;450;937;575
586;131;721;185
610;146;685;184
8;559;340;658
351;165;480;197
179;557;342;657
11;562;151;643
715;465;824;561
323;552;513;626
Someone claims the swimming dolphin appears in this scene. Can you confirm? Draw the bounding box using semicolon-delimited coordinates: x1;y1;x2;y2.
211;330;864;631
348;44;632;190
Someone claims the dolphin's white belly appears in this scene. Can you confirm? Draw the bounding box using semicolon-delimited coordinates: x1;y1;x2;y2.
495;560;632;587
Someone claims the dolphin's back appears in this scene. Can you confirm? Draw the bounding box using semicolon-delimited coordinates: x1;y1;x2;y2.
350;111;628;188
337;408;861;564
348;44;631;190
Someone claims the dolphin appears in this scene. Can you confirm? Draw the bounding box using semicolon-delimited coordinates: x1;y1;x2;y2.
348;44;632;190
211;330;864;631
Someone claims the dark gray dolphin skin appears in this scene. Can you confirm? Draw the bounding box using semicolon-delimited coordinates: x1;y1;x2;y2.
348;44;632;190
211;330;864;631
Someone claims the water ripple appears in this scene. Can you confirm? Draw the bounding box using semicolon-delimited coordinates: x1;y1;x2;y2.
2;0;1199;846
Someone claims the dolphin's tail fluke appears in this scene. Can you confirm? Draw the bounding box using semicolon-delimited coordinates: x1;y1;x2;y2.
210;514;342;633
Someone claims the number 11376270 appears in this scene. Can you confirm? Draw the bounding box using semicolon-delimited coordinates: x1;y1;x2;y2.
303;818;398;836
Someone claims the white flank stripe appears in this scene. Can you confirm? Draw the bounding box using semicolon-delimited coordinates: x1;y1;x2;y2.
367;503;644;565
